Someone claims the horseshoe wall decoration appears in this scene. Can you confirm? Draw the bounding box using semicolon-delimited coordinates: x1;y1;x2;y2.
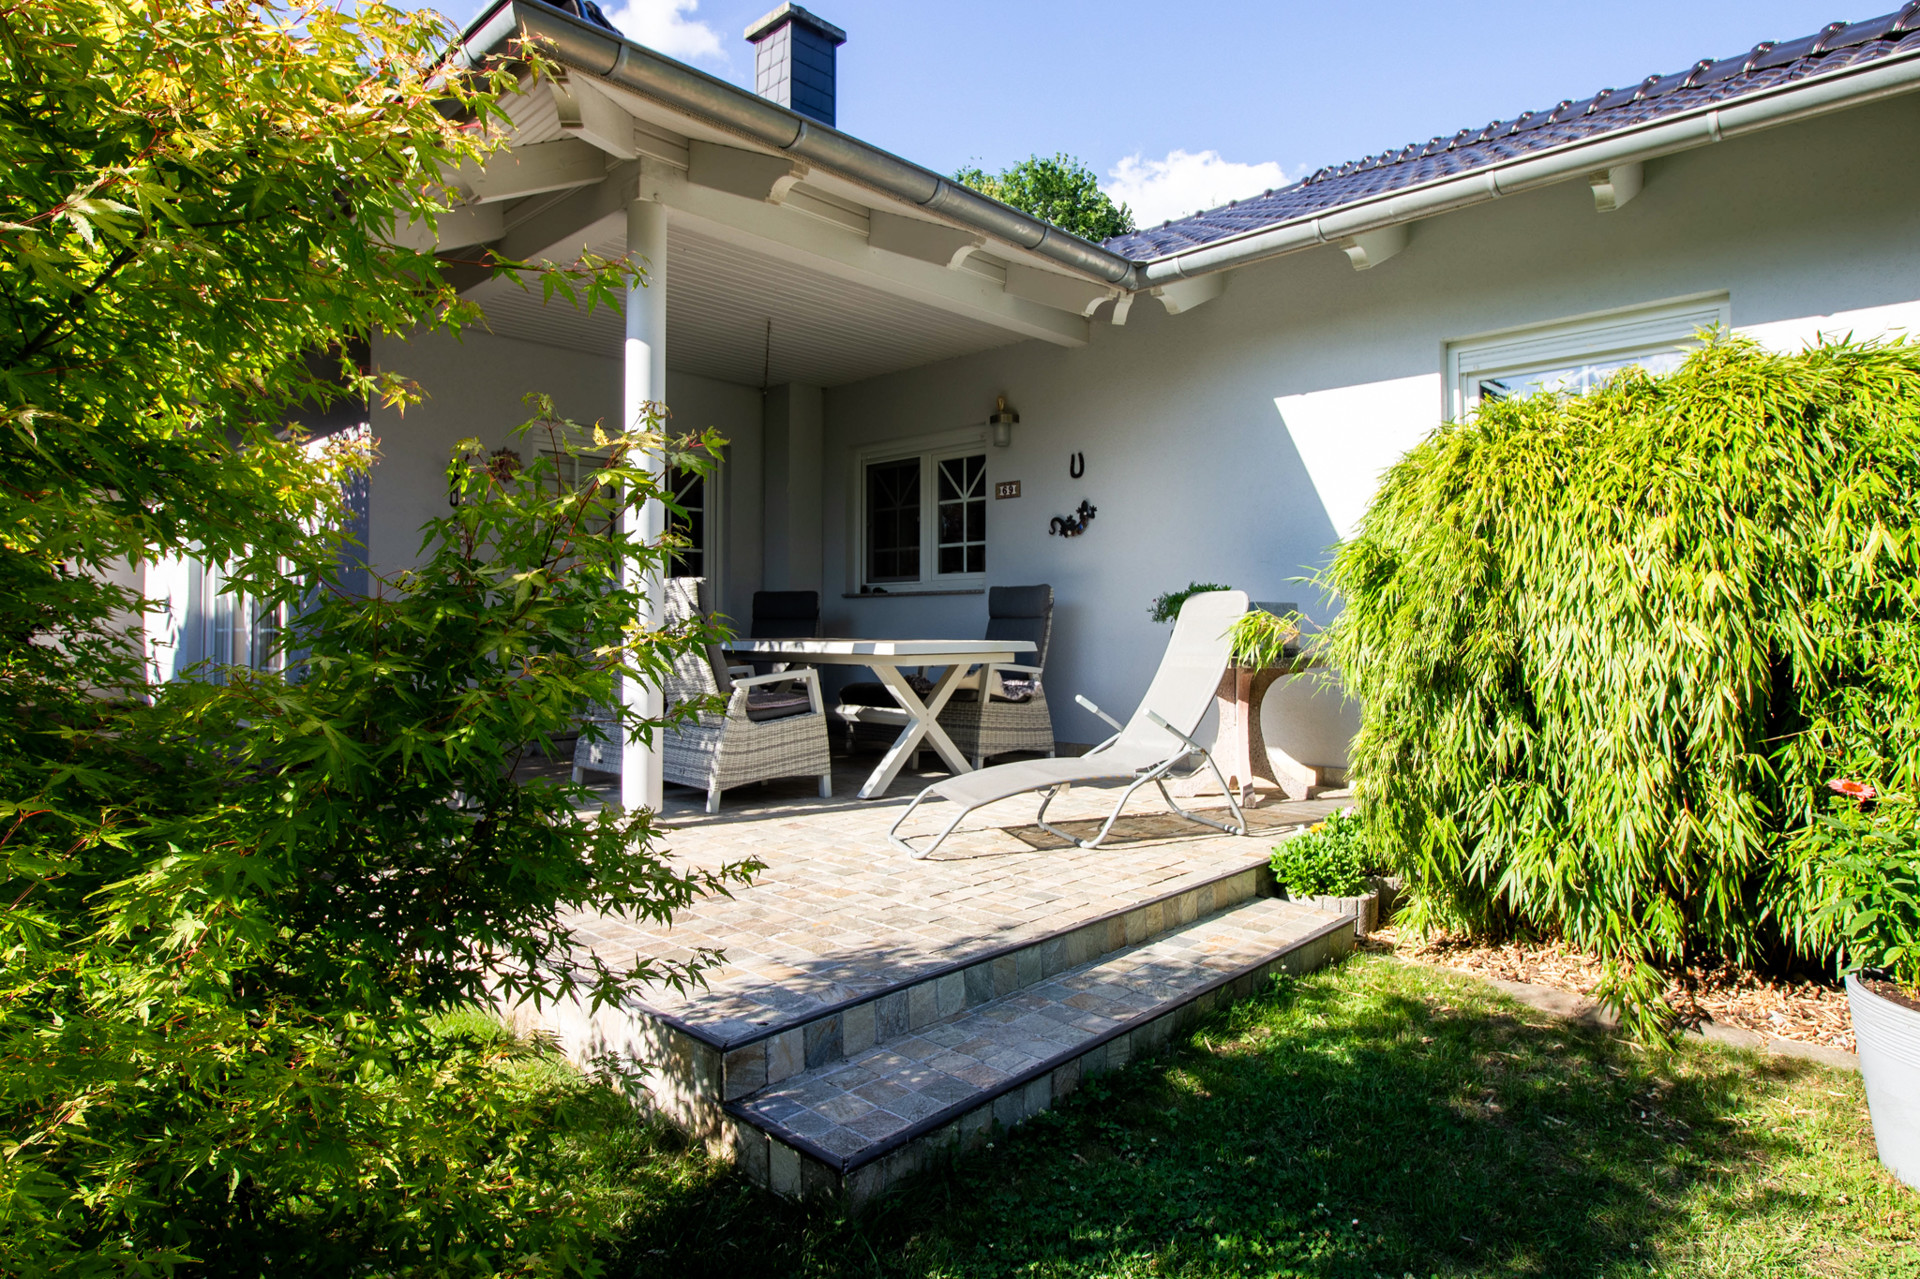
1069;451;1085;479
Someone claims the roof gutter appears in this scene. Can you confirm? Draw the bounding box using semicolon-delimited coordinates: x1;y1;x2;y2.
453;0;1137;287
1138;46;1920;287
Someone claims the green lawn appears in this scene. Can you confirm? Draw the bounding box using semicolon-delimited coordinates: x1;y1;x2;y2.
570;953;1918;1278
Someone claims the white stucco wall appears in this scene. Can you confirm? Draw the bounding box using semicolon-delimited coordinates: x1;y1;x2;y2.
820;95;1920;755
365;327;765;622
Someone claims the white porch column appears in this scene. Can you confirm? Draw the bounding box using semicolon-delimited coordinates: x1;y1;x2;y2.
623;198;667;813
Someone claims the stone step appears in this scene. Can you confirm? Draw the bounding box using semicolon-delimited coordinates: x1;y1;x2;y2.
705;860;1278;1105
723;895;1354;1201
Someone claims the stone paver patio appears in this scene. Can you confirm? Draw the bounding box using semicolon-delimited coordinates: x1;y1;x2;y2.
523;747;1353;1197
559;752;1347;1046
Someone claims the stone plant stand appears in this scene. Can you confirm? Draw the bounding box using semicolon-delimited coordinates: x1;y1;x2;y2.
1171;658;1331;806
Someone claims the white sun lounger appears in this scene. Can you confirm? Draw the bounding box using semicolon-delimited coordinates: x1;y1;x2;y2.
889;590;1251;858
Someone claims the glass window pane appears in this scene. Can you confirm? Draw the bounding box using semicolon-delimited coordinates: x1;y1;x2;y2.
1475;349;1687;408
866;458;921;583
932;452;986;579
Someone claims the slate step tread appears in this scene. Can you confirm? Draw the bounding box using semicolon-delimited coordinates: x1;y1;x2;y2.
728;896;1342;1169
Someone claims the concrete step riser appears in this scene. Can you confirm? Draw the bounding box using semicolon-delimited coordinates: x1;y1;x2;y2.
738;916;1355;1201
714;864;1274;1103
532;863;1277;1158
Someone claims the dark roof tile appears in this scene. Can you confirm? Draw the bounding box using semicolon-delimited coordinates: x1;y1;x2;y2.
1103;5;1920;261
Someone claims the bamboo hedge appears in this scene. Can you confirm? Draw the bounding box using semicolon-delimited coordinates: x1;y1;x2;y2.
1325;335;1920;1034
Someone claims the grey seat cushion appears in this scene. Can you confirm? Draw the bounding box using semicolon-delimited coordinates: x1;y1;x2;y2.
946;675;1038;704
745;687;815;722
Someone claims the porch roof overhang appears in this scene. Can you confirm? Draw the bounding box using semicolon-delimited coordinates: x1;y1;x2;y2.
434;0;1134;387
430;0;1920;387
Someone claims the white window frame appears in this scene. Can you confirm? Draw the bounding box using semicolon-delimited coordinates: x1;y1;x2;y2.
1446;293;1731;420
848;426;990;595
543;445;723;599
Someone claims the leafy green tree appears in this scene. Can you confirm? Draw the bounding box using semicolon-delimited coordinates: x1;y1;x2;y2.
0;0;748;1269
954;153;1135;242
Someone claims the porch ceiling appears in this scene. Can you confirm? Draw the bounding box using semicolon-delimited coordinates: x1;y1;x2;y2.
465;219;1026;388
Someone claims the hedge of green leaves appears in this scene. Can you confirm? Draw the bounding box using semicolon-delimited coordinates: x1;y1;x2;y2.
1325;336;1920;1034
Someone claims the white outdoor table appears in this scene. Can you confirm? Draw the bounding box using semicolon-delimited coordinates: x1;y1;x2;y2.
723;638;1035;800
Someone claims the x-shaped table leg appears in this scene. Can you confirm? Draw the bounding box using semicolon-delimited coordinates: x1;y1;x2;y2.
857;661;977;800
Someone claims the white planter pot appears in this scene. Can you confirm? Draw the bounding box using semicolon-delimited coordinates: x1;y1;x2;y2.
1847;972;1920;1189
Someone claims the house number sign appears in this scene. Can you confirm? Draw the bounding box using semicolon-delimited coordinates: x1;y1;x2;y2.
994;480;1022;500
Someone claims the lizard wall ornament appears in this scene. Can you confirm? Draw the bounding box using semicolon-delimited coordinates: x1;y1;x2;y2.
1049;499;1097;538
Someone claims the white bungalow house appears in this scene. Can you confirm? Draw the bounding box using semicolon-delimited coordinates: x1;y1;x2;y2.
150;1;1920;811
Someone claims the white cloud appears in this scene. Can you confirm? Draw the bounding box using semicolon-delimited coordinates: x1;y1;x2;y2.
1103;149;1293;228
604;0;724;63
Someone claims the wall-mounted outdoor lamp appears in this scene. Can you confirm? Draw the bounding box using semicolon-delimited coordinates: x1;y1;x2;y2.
989;395;1019;448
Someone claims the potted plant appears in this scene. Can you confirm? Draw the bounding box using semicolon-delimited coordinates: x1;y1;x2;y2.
1813;781;1920;1189
1148;581;1234;625
1270;807;1382;935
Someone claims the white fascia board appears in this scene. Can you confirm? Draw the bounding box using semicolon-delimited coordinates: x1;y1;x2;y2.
642;166;1089;347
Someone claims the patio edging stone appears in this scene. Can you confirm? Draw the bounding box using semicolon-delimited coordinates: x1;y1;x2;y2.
726;908;1358;1179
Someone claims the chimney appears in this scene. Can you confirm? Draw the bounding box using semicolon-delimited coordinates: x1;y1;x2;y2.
744;4;847;128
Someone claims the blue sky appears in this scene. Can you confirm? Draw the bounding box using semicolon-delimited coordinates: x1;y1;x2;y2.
427;0;1863;225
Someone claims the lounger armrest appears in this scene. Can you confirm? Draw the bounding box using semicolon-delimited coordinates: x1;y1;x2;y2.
1145;710;1205;755
733;666;825;715
1075;693;1124;732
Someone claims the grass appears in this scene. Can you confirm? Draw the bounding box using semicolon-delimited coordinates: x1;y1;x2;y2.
561;953;1918;1278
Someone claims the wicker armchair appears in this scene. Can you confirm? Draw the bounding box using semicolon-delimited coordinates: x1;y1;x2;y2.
936;584;1055;767
573;578;832;812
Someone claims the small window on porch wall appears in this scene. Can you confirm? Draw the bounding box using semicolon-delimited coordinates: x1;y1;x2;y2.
864;458;920;583
666;464;705;578
859;446;987;591
544;449;706;576
936;454;985;575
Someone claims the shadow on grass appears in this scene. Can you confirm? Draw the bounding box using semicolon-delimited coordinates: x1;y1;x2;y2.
589;953;1908;1279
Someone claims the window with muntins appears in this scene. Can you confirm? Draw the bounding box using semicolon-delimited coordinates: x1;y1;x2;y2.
858;446;987;591
936;453;985;576
864;457;921;583
544;449;707;576
1448;295;1730;418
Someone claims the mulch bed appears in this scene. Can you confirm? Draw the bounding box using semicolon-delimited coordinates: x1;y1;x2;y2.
1374;926;1857;1052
